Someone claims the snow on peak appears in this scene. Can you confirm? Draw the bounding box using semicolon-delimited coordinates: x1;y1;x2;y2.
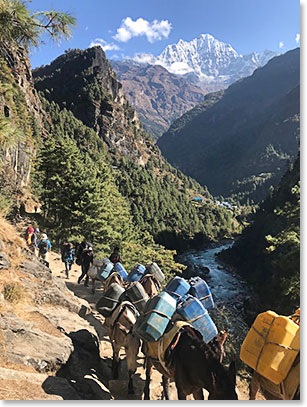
154;33;278;84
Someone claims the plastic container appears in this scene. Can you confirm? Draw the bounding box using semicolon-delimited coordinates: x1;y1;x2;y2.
164;277;191;303
113;262;128;280
98;262;114;281
127;264;146;282
135;292;176;342
189;276;215;310
176;294;218;344
146;262;165;284
123;281;149;313
240;311;300;384
95;283;125;317
88;265;98;279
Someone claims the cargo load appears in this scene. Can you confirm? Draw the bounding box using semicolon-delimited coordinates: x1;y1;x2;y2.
189;276;215;309
176;294;218;343
127;264;146;282
163;276;190;302
93;259;104;268
240;311;300;385
88;265;98;279
134;292;176;342
97;262;114;281
145;262;165;284
113;262;128;280
122;281;149;313
95;282;125;317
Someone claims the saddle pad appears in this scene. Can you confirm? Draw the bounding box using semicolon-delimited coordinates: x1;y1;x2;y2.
144;320;191;361
108;300;138;328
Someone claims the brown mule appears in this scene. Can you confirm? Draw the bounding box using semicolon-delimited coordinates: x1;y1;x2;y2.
143;325;237;400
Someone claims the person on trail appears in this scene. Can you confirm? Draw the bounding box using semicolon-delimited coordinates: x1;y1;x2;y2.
30;227;40;253
61;242;75;279
34;204;38;213
25;226;34;246
38;233;51;268
109;246;121;264
77;242;93;286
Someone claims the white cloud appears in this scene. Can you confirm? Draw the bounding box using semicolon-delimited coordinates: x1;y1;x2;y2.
132;53;157;64
162;61;194;75
113;17;172;43
296;33;300;43
279;41;284;49
89;38;120;52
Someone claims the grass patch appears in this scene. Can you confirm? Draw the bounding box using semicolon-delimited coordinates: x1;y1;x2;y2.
3;283;26;304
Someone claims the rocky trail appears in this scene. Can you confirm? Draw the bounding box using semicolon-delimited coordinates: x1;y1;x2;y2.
0;216;262;400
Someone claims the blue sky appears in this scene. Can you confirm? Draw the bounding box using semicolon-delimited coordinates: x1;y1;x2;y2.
28;0;300;68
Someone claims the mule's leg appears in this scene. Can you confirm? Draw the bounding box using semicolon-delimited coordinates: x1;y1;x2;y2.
127;334;141;395
91;278;95;294
144;357;152;400
112;342;121;379
193;389;204;400
162;375;170;400
249;372;260;400
176;385;187;400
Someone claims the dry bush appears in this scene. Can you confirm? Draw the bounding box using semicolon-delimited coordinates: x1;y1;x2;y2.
3;283;26;304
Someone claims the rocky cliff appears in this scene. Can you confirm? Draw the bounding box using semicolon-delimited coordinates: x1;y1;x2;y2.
0;217;110;400
0;42;47;209
33;47;151;165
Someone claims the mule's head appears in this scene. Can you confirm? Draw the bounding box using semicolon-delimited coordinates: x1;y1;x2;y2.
208;361;238;400
209;330;228;363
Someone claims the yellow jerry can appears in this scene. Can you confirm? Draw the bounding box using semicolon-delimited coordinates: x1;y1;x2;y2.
240;311;300;385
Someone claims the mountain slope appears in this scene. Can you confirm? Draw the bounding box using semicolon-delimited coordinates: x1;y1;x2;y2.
110;60;208;140
218;155;300;315
33;46;241;250
158;48;300;203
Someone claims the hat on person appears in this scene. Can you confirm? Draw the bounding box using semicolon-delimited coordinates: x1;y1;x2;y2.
41;233;48;240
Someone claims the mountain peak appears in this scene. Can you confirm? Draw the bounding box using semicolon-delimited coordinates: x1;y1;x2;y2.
156;34;278;84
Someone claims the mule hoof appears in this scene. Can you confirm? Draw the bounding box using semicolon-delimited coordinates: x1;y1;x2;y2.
128;388;135;395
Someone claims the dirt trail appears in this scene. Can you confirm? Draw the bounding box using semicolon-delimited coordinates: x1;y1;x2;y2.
46;251;259;400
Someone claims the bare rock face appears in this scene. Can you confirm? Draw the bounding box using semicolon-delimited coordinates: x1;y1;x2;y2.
0;313;73;372
19;256;91;315
0;43;47;191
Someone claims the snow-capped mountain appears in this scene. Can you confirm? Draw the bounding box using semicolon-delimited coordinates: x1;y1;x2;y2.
134;34;279;88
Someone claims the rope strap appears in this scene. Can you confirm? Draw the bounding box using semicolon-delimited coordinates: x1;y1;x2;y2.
199;293;212;301
186;310;208;323
253;319;299;372
100;296;120;303
133;295;149;304
166;291;181;297
143;309;172;320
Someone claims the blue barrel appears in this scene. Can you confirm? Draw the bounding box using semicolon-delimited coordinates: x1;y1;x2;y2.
113;262;128;280
163;276;191;303
189;276;215;310
176;295;217;343
135;292;176;342
127;264;146;282
98;262;114;281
